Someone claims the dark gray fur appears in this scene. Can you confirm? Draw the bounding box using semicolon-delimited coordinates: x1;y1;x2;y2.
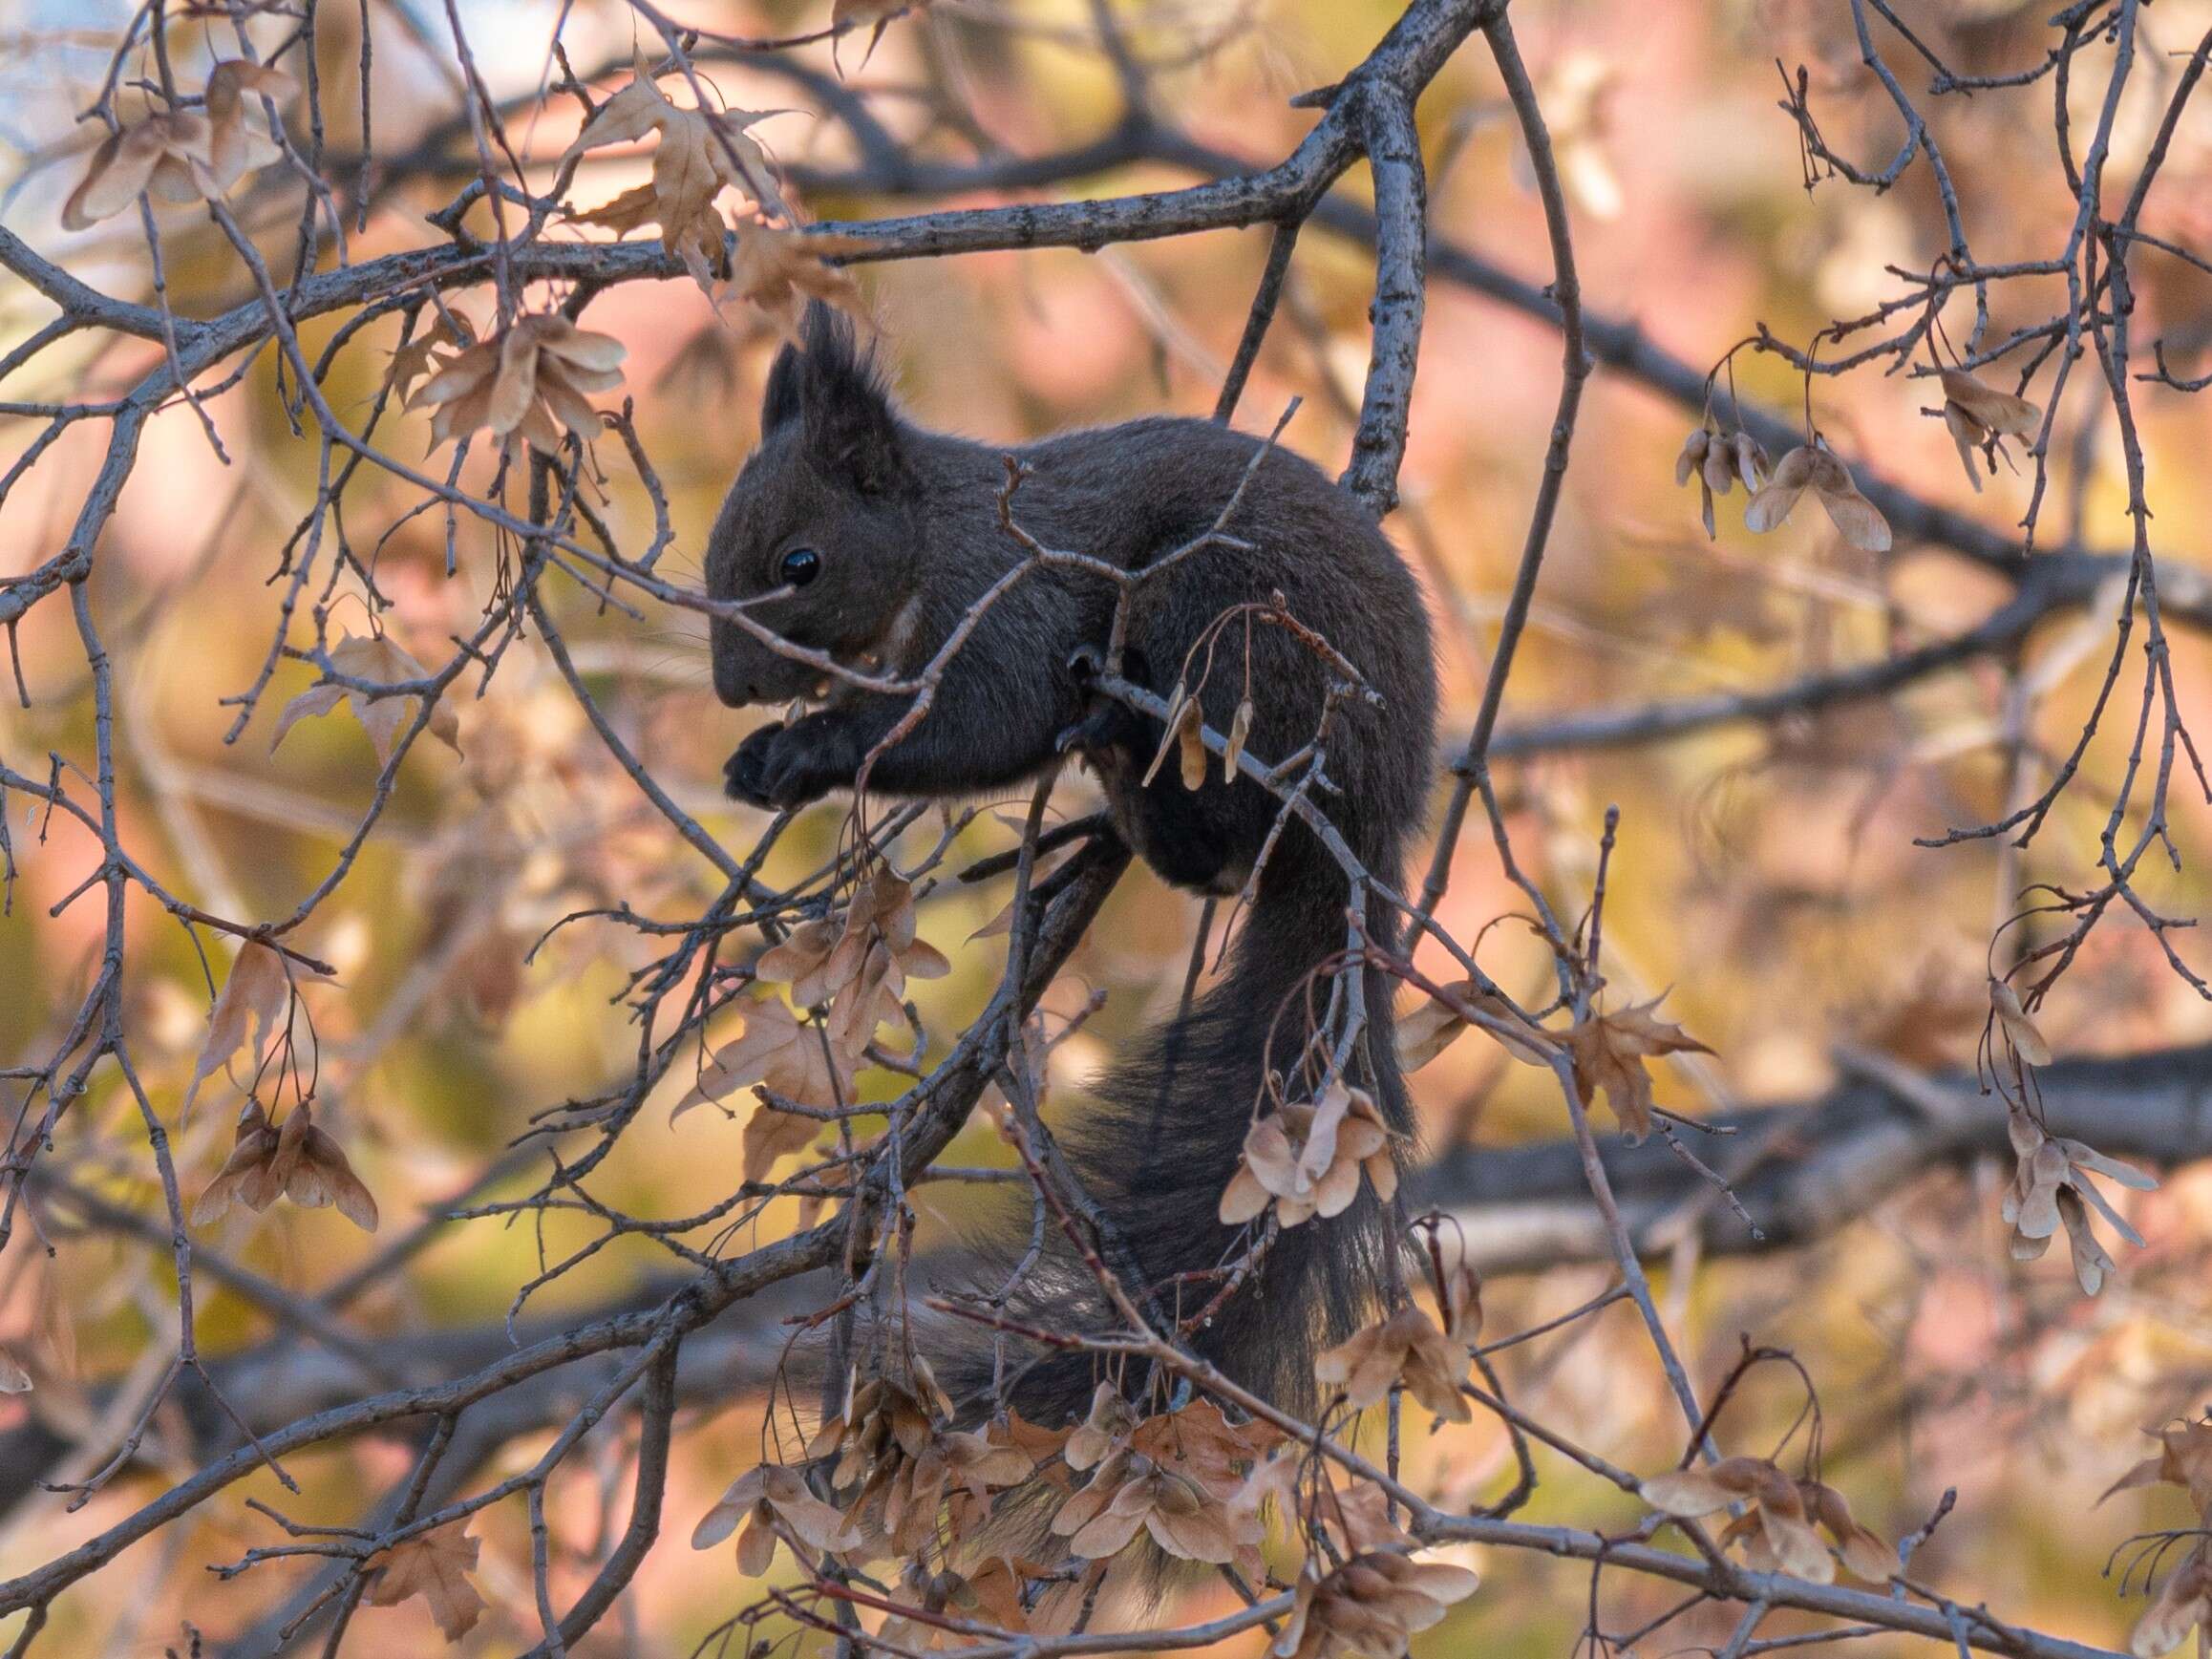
706;304;1437;1424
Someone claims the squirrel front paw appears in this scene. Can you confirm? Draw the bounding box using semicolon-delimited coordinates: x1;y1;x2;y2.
724;718;855;810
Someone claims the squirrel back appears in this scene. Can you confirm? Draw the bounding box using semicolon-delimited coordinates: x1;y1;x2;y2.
705;304;1436;1426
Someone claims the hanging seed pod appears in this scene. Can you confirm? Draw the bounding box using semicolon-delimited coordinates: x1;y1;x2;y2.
1223;698;1253;781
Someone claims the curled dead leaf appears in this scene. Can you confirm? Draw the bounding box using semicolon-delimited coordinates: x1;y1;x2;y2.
271;631;463;768
180;941;291;1117
1315;1304;1471;1421
365;1522;483;1640
1938;367;2040;493
730;226;873;345
1565;995;1712;1142
2100;1417;2212;1513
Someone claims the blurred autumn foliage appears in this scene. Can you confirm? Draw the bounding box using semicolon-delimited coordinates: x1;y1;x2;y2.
2;0;2212;1655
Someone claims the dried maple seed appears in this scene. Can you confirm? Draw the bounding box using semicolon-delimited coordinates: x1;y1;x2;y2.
1743;443;1893;552
1938;367;2040;492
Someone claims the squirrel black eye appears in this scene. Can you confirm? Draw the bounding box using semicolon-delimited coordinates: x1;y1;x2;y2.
777;547;821;588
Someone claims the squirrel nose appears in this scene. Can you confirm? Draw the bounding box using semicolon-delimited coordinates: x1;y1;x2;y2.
711;656;751;708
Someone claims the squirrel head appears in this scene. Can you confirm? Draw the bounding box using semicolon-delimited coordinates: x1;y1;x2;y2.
705;303;921;707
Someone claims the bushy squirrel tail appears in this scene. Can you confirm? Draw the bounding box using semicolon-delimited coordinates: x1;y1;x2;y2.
987;831;1410;1426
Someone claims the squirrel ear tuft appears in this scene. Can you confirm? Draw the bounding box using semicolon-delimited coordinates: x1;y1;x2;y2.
759;303;906;495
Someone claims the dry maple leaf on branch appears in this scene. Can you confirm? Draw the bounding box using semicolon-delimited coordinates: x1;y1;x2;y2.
384;312;476;407
2102;1417;2212;1514
364;1523;485;1641
411;312;627;456
730;225;875;343
1564;995;1712;1141
179;940;293;1117
270;631;464;766
61;60;293;229
673;995;861;1185
563;57;793;289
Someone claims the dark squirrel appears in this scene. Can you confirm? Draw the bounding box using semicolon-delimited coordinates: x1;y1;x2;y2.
705;304;1437;1427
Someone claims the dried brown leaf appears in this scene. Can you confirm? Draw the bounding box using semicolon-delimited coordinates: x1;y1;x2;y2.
1565;995;1712;1142
270;632;462;767
181;943;290;1117
729;226;872;344
366;1523;483;1640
